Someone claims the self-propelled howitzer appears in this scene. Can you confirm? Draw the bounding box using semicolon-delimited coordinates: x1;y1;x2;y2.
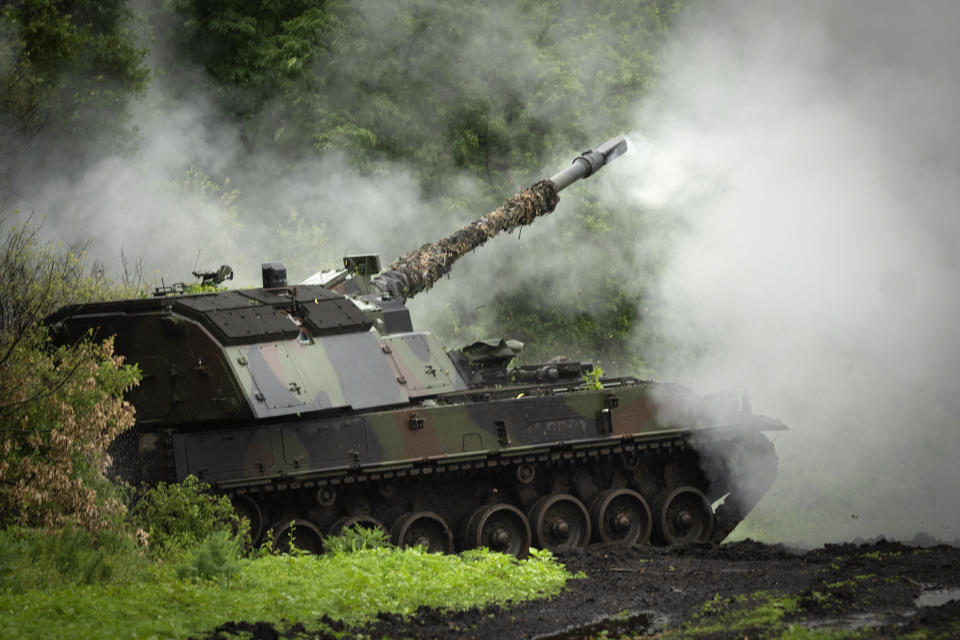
47;136;783;555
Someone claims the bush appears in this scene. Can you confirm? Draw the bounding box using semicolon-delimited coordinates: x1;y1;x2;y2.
128;475;245;558
0;334;140;530
322;524;393;555
0;524;146;592
0;214;141;531
176;530;241;583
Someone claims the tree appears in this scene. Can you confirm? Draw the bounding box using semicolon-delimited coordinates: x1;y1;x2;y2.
0;0;149;185
0;213;140;530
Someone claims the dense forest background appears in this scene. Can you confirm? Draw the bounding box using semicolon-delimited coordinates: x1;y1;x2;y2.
1;0;684;373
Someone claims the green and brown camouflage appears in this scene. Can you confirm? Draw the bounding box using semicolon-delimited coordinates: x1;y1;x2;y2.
47;136;784;555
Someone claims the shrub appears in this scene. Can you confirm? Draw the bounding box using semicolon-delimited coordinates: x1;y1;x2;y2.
0;334;140;531
0;524;146;592
176;530;242;583
322;524;393;555
0;213;141;531
128;475;245;558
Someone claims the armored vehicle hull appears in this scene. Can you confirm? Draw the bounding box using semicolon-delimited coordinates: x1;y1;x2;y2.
47;137;784;554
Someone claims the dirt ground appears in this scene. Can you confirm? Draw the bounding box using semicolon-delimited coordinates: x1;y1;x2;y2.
201;538;960;640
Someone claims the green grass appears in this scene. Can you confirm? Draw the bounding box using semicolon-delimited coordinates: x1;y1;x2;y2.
680;591;801;637
0;546;572;639
778;626;870;639
674;590;877;640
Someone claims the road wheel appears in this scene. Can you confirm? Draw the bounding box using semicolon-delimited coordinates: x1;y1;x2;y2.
391;511;454;553
527;494;591;552
463;503;531;558
653;486;714;545
589;488;652;545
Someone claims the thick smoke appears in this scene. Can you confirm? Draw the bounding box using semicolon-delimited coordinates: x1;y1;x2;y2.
610;0;960;544
7;89;436;287
4;1;626;291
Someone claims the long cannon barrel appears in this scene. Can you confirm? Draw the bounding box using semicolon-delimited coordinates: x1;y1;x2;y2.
374;135;628;301
550;135;628;191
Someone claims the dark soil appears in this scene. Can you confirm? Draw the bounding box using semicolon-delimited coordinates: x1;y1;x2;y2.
198;539;960;640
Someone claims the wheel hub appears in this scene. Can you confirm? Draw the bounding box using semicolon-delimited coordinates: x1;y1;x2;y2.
492;528;510;549
614;512;632;532
552;519;569;537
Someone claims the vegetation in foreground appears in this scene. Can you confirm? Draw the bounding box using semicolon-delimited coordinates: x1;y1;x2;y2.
0;523;572;640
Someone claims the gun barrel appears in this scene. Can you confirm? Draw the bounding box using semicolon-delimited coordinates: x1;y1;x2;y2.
549;135;628;191
375;136;629;301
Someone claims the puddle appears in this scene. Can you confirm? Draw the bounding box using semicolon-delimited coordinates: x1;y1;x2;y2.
915;588;960;608
535;611;663;640
805;612;889;631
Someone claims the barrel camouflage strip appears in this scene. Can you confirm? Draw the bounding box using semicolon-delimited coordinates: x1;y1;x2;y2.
386;179;560;299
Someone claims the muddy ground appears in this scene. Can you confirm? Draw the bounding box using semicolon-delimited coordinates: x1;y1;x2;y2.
202;539;960;639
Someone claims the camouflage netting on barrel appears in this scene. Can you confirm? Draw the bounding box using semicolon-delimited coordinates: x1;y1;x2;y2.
380;180;560;300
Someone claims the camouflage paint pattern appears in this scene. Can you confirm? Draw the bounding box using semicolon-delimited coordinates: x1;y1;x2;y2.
170;378;783;489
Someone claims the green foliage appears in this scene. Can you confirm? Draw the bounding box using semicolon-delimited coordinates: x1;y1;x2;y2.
176;530;241;584
0;524;147;593
128;475;244;558
0;0;149;181
270;209;334;281
0;529;23;592
0;214;141;531
0;537;573;640
492;277;646;372
157;0;677;181
48;523;110;584
322;524;393;555
158;0;337;157
582;365;605;390
778;626;870;639
677;589;871;639
179;282;229;295
681;590;802;637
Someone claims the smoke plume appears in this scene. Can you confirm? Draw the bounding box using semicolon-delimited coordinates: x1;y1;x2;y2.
610;0;960;545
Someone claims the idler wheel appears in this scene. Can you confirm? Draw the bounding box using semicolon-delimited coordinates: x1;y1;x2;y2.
231;494;264;543
462;504;532;558
328;514;386;537
271;518;324;554
589;488;652;545
527;494;591;552
391;511;454;553
653;486;714;545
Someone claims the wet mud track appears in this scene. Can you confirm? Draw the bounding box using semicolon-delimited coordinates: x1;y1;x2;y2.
203;540;960;639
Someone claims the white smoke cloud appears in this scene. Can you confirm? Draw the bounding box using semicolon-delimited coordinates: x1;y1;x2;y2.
609;0;960;544
9;89;439;288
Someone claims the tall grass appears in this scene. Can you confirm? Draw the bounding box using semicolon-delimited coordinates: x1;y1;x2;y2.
0;532;572;640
